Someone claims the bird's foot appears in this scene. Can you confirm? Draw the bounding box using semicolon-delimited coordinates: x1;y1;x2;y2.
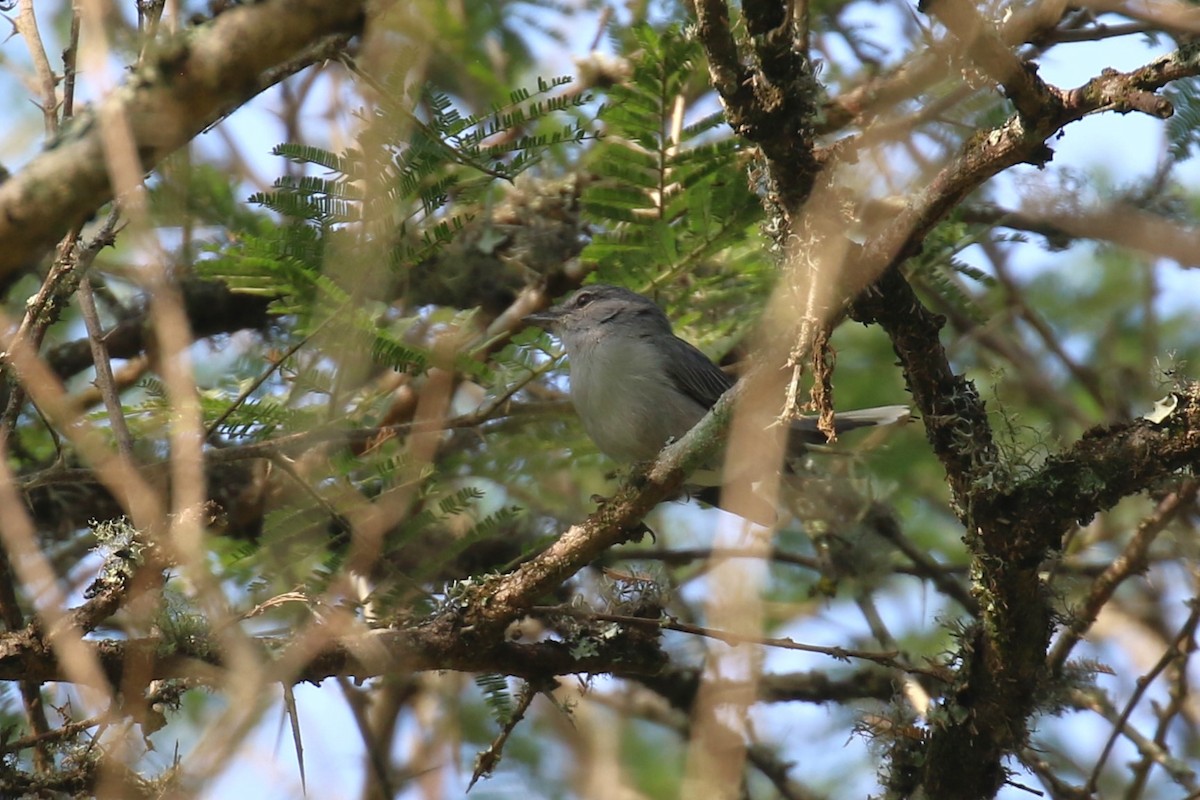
589;494;657;544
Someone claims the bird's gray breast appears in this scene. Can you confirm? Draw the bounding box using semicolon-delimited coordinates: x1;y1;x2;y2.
566;331;709;462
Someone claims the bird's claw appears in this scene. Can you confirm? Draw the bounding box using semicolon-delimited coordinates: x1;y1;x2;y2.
589;495;657;543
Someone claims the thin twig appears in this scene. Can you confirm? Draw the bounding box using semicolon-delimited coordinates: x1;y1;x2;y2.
335;676;396;799
15;401;567;493
469;678;550;790
16;0;59;136
868;507;979;614
993;257;1108;412
1;211;123;439
1128;596;1199;795
203;400;567;465
532;605;948;679
1083;601;1200;795
1048;480;1199;673
77;270;134;457
1039;20;1155;44
1070;686;1200;793
1018;747;1087;800
61;5;80;120
204;329;318;441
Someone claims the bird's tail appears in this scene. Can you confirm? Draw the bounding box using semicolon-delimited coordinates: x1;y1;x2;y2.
687;405;911;525
789;404;911;444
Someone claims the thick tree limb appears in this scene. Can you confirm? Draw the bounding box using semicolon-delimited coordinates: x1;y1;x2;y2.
844;104;1199;794
692;0;821;217
851;269;999;511
833;40;1200;800
0;621;667;687
0;0;367;278
854;271;1200;798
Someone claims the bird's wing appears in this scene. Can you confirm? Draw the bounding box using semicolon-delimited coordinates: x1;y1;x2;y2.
660;335;735;410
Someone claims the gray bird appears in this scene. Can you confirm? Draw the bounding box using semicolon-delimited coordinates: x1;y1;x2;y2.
524;284;908;519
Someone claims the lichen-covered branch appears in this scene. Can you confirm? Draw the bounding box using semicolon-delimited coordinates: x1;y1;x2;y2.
684;21;1200;796
0;614;668;688
692;0;821;221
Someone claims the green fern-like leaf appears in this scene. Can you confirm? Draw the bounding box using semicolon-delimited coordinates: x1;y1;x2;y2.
580;25;762;290
386;485;482;552
199;222;325;310
273;143;352;174
437;486;487;517
1166;78;1200;162
920;260;989;323
370;331;430;375
904;215;996;323
205;68;589;323
474;673;516;725
201;394;322;440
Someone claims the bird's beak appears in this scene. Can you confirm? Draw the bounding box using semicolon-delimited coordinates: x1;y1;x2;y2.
522;306;566;329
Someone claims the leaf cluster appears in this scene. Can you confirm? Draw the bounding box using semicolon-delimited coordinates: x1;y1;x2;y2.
581;26;767;301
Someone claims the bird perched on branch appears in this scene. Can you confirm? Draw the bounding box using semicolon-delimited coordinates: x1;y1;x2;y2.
525;284;909;522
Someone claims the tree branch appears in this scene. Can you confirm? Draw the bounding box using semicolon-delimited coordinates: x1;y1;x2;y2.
459;384;740;634
921;0;1060;121
692;0;821;218
0;0;367;278
42;278;273;382
841;40;1200;800
0;620;668;687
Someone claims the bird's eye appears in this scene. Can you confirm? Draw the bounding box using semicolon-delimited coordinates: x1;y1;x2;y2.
574;291;593;308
